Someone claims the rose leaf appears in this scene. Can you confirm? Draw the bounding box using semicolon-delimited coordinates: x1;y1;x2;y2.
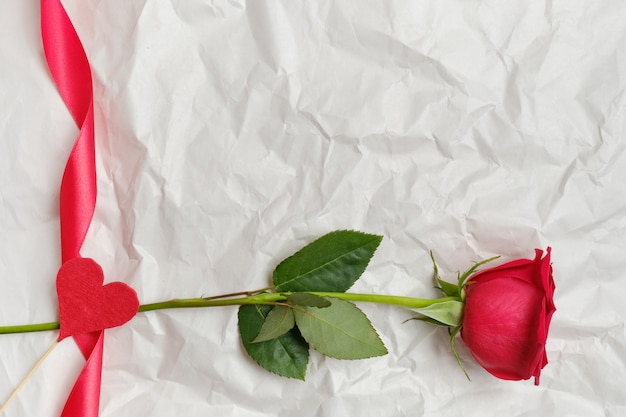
273;230;382;292
293;298;387;360
238;304;309;380
252;305;296;343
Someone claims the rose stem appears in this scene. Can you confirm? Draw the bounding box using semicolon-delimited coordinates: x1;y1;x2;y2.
0;292;458;334
138;292;458;312
0;340;58;415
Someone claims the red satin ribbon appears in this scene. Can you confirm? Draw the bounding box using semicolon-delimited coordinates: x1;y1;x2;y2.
41;0;103;416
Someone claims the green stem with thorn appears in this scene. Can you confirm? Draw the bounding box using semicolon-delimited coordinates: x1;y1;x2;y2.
0;291;458;335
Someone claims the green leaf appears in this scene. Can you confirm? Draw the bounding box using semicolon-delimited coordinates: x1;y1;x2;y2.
287;293;331;308
411;301;464;327
293;298;387;360
273;230;382;292
238;305;309;379
252;305;295;343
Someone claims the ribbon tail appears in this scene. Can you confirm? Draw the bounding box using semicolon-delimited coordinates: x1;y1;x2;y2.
40;0;92;125
60;332;104;417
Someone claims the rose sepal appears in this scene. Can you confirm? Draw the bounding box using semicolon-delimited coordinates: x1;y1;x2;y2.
409;300;464;327
419;253;501;378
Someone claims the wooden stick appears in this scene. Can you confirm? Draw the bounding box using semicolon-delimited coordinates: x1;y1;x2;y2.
0;340;58;414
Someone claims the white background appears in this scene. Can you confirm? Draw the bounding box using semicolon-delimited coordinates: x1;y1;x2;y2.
1;1;625;416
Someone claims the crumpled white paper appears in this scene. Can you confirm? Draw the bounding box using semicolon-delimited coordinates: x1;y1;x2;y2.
1;0;626;416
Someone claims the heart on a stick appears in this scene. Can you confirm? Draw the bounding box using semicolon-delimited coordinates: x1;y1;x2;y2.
56;258;139;340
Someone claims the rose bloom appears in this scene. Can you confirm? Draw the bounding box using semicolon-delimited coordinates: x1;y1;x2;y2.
460;248;555;385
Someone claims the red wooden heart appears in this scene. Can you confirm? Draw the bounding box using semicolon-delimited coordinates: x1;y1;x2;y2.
56;258;139;340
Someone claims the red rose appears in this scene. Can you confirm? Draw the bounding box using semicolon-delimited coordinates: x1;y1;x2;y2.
460;248;555;385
